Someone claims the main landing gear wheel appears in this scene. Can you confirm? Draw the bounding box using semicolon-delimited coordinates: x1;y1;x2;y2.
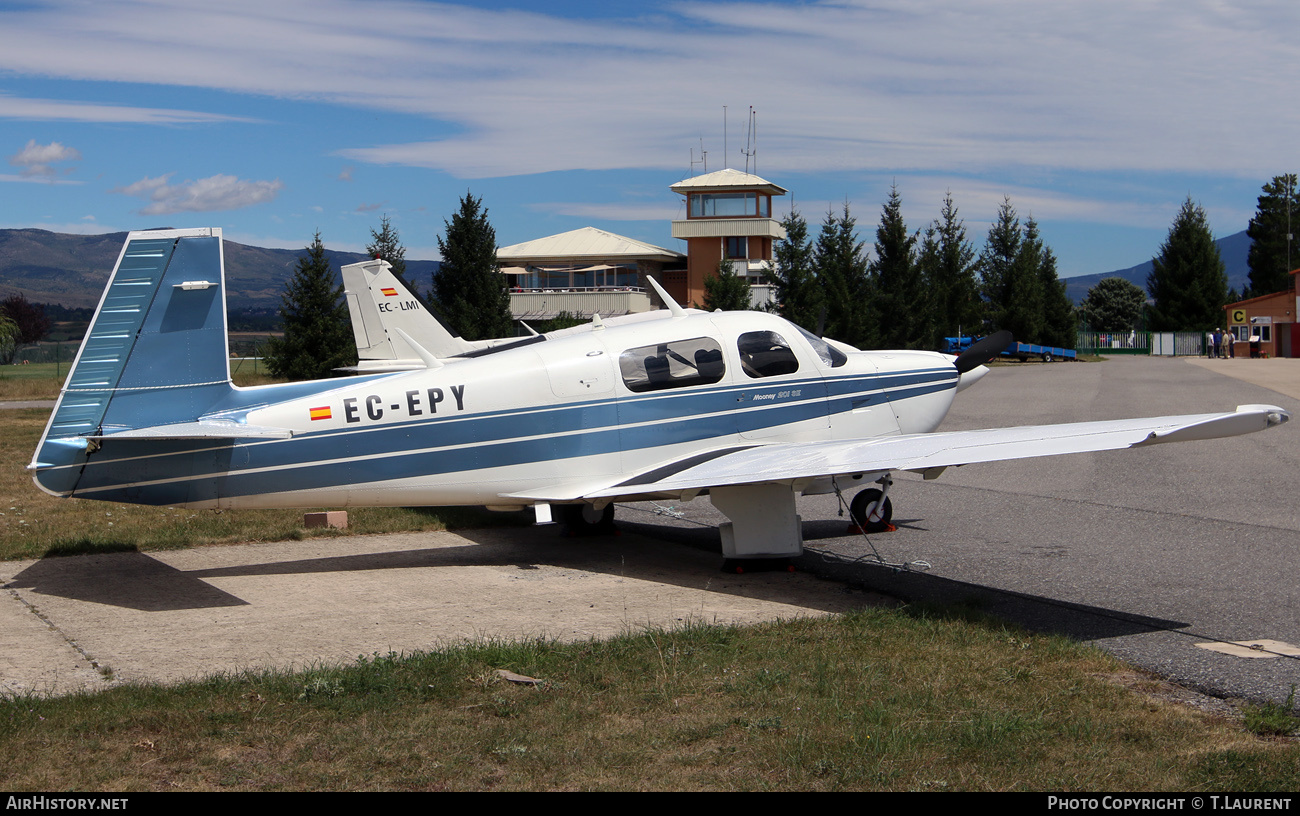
561;503;617;536
849;488;894;534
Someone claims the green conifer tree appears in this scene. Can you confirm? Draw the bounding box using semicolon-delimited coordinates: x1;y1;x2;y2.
1147;197;1228;331
264;232;355;380
1035;237;1076;349
813;203;873;348
979;197;1042;342
367;215;416;298
703;257;753;311
432;193;514;341
768;208;822;330
871;184;926;349
918;191;981;347
1246;174;1300;296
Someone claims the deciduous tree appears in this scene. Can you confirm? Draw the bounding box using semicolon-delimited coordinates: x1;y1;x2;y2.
0;314;19;365
1080;277;1146;332
0;293;51;344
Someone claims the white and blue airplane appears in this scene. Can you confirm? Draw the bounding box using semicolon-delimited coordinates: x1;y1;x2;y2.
28;228;1291;562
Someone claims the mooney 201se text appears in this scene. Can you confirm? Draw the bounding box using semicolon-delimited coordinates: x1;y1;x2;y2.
29;229;1290;561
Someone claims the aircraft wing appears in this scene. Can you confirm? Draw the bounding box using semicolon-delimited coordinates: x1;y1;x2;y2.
507;404;1288;502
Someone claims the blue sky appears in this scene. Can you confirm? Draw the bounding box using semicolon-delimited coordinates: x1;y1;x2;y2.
1;0;1297;278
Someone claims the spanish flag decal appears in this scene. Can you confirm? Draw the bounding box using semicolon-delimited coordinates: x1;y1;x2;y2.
309;406;332;421
381;287;399;297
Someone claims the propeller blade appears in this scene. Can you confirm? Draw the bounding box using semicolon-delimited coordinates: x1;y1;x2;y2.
954;330;1013;374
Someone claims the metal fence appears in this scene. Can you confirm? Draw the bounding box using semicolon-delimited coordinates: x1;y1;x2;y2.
1076;331;1149;355
1076;331;1206;356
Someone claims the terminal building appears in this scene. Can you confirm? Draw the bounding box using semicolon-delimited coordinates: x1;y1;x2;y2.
1222;269;1300;358
496;168;787;319
496;227;683;320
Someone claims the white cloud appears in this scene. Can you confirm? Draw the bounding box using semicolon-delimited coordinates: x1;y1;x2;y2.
8;139;81;178
113;173;284;215
0;93;257;124
2;0;1298;183
3;219;117;234
0;174;81;185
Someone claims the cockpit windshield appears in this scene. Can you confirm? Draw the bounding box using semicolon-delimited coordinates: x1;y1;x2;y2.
795;325;848;367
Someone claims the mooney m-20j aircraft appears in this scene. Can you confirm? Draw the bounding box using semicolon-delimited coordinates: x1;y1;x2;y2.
29;229;1290;561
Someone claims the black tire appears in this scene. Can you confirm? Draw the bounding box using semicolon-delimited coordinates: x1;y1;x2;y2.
849;488;893;533
1043;352;1054;362
561;503;615;535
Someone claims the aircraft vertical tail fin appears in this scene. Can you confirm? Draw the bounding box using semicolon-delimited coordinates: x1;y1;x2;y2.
29;228;235;493
340;258;477;370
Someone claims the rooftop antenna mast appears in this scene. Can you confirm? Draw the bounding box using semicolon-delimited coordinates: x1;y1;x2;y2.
723;105;728;169
690;137;707;176
742;106;757;175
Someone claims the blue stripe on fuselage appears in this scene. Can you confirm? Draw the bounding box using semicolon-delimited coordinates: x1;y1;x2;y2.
61;368;956;503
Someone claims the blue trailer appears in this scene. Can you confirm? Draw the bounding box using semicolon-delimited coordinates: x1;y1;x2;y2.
943;336;1076;362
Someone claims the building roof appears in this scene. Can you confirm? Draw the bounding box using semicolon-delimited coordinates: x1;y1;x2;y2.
497;227;683;264
669;168;788;196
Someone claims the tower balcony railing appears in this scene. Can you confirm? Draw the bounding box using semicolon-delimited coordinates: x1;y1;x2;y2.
509;287;653;320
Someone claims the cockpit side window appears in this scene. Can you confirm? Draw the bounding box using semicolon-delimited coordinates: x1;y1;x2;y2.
737;330;800;378
619;337;726;392
794;325;848;367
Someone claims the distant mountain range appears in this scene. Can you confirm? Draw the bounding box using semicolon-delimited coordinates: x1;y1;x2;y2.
0;226;1254;311
0;229;437;311
1062;229;1251;304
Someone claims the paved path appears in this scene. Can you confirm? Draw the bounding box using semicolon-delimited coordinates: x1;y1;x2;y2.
1184;356;1300;401
0;400;55;410
1;526;888;696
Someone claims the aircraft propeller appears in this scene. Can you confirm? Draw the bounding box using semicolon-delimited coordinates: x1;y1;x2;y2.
953;330;1013;374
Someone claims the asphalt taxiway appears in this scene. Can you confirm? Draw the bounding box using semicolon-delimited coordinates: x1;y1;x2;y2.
620;355;1300;708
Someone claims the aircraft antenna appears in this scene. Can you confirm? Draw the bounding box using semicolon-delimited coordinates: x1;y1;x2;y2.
646;276;687;318
393;328;444;370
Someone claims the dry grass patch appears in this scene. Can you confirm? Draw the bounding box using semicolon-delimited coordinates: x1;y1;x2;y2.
1;613;1297;791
